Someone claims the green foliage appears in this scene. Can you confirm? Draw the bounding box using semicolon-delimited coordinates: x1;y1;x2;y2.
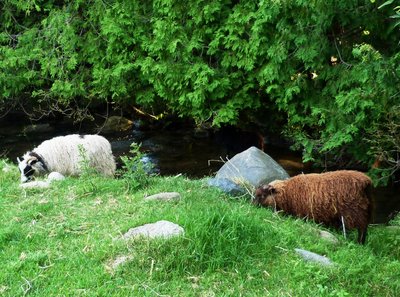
366;105;400;185
120;142;154;192
1;0;400;182
379;0;400;30
77;144;99;178
0;161;19;194
389;213;400;227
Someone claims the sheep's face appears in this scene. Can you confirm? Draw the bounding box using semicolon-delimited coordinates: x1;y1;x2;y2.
17;153;46;183
253;184;275;206
17;156;37;183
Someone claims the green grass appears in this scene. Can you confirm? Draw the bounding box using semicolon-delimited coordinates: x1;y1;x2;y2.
1;160;400;296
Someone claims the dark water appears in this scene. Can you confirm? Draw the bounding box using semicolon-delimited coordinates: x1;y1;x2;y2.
1;119;399;224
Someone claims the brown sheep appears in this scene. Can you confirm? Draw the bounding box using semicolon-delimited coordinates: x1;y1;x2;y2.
254;170;372;244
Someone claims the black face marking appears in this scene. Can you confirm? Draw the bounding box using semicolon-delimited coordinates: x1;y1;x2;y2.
29;152;41;159
28;159;38;166
23;164;35;178
27;151;49;172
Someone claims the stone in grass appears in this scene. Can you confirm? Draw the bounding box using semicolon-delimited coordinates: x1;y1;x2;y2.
144;192;181;201
19;181;50;189
318;230;339;245
122;220;184;240
294;248;335;267
106;255;133;272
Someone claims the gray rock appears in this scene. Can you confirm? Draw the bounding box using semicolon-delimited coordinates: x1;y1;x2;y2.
318;230;339;245
210;147;289;194
20;181;50;189
108;255;133;271
144;192;181;201
207;178;247;196
100;116;133;134
23;123;54;134
122;220;184;240
294;248;334;267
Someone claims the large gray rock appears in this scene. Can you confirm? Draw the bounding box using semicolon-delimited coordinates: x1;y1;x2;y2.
208;146;289;195
207;178;246;196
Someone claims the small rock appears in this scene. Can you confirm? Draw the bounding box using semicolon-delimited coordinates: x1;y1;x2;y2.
23;123;54;134
144;192;181;201
294;248;334;267
122;220;184;240
20;181;50;189
108;255;133;270
47;171;65;182
318;230;339;245
0;285;9;294
100;116;134;134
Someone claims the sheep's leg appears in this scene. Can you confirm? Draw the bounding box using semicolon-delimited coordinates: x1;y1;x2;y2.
357;228;367;245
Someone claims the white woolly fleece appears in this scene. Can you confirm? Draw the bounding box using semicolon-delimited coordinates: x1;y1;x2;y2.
23;134;116;177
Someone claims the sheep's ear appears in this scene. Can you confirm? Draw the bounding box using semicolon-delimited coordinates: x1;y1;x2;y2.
27;157;38;166
17;157;22;163
266;184;276;194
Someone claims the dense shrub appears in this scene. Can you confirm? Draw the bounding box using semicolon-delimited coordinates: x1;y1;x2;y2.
1;0;399;183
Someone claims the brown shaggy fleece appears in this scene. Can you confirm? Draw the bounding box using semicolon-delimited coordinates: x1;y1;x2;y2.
254;170;372;244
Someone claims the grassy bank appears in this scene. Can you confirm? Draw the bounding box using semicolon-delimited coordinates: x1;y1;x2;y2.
1;161;400;296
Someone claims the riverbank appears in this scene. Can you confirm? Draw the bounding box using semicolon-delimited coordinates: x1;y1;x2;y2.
1;161;399;296
2;118;399;224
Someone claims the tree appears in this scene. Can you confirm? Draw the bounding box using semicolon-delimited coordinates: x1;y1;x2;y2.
0;0;399;183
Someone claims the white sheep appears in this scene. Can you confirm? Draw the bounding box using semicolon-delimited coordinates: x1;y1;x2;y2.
17;134;116;182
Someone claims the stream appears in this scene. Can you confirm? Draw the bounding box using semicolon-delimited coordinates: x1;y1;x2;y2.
1;117;399;224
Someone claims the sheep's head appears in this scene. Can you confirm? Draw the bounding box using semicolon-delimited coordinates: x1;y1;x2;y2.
253;180;283;208
17;152;47;183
